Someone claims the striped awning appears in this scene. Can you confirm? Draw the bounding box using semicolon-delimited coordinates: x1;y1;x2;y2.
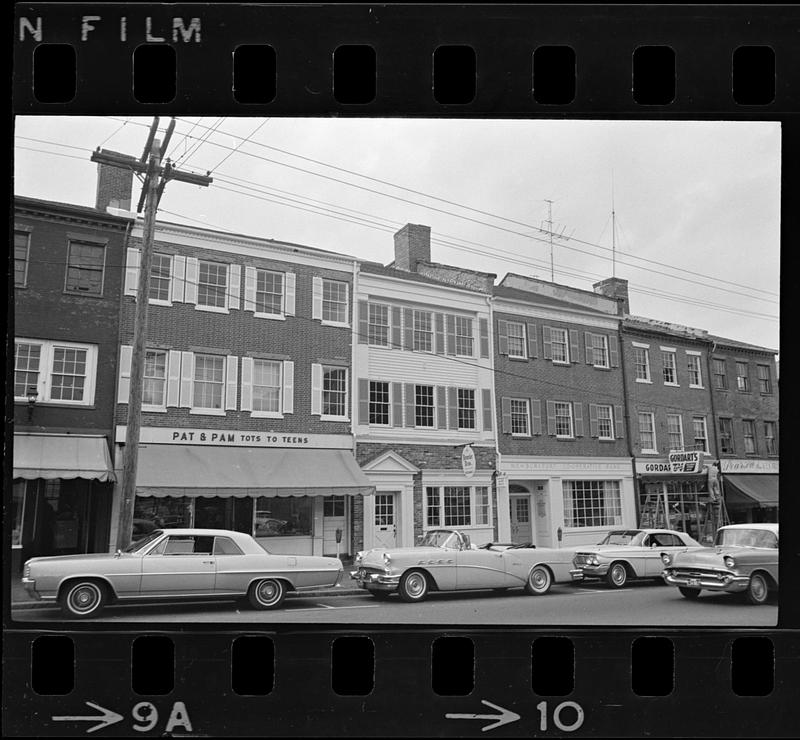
13;433;115;482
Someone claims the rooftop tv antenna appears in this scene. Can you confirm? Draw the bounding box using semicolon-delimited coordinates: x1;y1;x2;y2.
538;199;572;282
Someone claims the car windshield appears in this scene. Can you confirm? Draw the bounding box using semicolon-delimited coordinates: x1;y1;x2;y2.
715;528;778;549
124;530;164;553
420;530;458;548
598;530;644;546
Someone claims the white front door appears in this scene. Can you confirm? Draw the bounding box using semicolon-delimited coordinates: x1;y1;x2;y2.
510;496;533;545
373;493;397;549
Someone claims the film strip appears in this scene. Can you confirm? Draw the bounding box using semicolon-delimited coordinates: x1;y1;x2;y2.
8;3;798;737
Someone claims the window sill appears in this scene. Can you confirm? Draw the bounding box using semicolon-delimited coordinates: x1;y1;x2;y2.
556;435;575;441
142;406;167;413
663;382;680;387
690;384;705;390
63;290;104;299
640;450;660;455
189;408;227;416
635;378;653;384
149;299;173;307
253;312;286;321
194;305;230;314
592;364;611;371
321;415;350;422
321;320;350;329
16;400;96;409
552;360;570;367
512;433;532;438
251;411;284;419
508;355;529;362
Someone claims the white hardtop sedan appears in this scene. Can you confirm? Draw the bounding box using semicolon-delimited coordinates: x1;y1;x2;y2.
571;528;702;588
351;528;576;602
22;528;344;618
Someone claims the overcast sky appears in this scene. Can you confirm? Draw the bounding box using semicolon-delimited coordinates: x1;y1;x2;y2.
14;116;780;351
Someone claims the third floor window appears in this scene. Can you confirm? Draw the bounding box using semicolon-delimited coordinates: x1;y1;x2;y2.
65;240;105;296
735;362;750;392
197;260;228;308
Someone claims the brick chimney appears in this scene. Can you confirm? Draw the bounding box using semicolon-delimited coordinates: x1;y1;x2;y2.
593;277;630;315
95;150;134;212
393;223;431;272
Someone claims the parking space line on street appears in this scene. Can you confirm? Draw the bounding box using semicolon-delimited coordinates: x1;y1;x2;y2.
289;603;382;612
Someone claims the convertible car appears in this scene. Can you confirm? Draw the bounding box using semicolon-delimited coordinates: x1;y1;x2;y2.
22;529;344;618
350;528;575;602
661;523;778;605
571;528;702;588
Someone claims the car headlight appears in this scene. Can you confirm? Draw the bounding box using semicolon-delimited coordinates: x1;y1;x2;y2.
723;556;736;569
589;556;600;566
661;553;673;566
382;552;392;565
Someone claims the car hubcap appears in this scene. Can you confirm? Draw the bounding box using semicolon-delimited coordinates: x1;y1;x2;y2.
257;581;279;604
71;585;99;613
752;578;766;601
406;574;425;597
612;566;625;585
531;570;548;590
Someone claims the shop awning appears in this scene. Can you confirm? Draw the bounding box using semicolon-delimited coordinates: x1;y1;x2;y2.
724;474;779;508
13;433;116;482
134;445;375;497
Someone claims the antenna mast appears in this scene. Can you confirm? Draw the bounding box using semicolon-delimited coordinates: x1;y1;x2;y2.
611;172;616;278
539;199;571;282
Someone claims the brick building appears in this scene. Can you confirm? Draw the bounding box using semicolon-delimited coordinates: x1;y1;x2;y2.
12;191;132;569
493;275;635;549
353;224;498;550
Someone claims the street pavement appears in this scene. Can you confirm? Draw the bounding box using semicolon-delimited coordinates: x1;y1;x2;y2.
11;580;777;626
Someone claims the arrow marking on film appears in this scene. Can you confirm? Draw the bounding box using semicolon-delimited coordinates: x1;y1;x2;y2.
446;699;521;732
52;701;124;733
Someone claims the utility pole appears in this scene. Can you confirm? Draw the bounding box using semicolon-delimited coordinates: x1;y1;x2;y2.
91;117;212;549
540;199;572;283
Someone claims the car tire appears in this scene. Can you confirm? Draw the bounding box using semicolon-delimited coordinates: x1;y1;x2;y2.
525;565;553;595
367;589;392;601
678;586;701;600
398;570;429;603
605;562;629;589
60;579;108;618
248;578;287;610
745;573;770;605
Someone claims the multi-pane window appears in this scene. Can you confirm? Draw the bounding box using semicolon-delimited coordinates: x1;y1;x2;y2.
743;420;756;454
764;422;777;455
562;480;623;528
142;350;167;406
14;340;96;404
149;253;172;302
551;328;569;363
65;240;104;295
50;347;88;401
638;412;657;452
555;401;573;437
454;316;474;356
597;405;614;440
634;347;650;381
14;230;30;287
413;310;433;352
252;359;281;413
687;355;703;387
507;322;527;358
193;354;225;409
591;334;609;367
712;358;728;389
661;351;677;384
757;365;772;394
692;417;709;453
255;270;283;315
14;342;40;397
425;487;441;528
415;385;435;427
443;487;471;527
510;399;530;436
368;303;390;346
474;487;490;526
323;367;348;417
425;485;491;529
322;279;348;323
457;388;476;429
369;381;390;425
324;496;345;517
735;362;749;392
718;418;734;454
666;414;684;450
197;261;227;308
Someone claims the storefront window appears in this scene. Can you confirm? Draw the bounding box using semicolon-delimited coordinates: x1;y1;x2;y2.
12;481;26;546
254;496;312;537
562;480;622;528
425;485;492;529
134;496;193;538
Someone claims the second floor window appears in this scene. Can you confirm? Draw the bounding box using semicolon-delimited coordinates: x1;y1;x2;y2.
252;359;281;413
369;381;390;425
639;412;656;452
413;310;433;352
735;362;749;392
323;367;348;417
764;422;777;455
198;261;227;308
457;388;476;429
712;358;728;389
193;354;225;409
634;346;650;381
510;399;530;436
692;417;709;453
718;417;734;454
65;240;104;295
256;270;283;315
687;354;703;387
507;322;527;359
662;351;677;384
323;279;348;323
596;405;614;440
149;253;172;302
143;350;167;406
368;303;390;346
667;414;684;450
743;419;756;454
14;230;30;287
415;385;435;427
757;364;772;394
455;316;474;356
15;340;97;405
555;401;573;437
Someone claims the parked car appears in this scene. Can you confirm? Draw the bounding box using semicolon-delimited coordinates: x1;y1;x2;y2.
350;528;575;602
661;523;778;605
22;528;343;618
571;528;702;588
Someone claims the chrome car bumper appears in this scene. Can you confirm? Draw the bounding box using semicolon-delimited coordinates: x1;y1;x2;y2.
662;569;750;593
350;569;401;591
568;569;585;581
22;577;41;599
571;564;610;579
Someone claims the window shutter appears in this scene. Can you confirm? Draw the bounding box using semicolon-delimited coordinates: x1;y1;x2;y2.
312;277;323;320
404;383;415;427
225;356;238;410
436;386;447;428
479;318;490;358
184;257;198;304
403;308;414;350
166;350;181;406
244;266;257;312
240;357;253;412
589;403;599;437
391;306;401;350
284;272;296;316
546;400;556;435
614;405;625;439
117;345;133;402
228;265;241;310
282;360;294;413
180;351;194;407
573;402;584;437
311;363;322;415
434;313;445;355
585;332;594;365
392;382;403;427
447;386;458;430
358;378;369;424
609;335;620;367
569;330;580;363
446;315;456;355
357;301;369;344
497;319;509;355
124;248;140;296
171;255;186;302
531;399;542;435
482;388;493;431
527;322;538;359
501;397;512;434
542;326;553;360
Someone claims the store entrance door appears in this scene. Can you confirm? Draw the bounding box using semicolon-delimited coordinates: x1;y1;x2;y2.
510;495;533;545
373;493;397;549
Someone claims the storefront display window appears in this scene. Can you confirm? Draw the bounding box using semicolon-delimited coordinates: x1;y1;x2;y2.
254;496;312;537
134;496;193;537
425;485;493;529
562;480;622;528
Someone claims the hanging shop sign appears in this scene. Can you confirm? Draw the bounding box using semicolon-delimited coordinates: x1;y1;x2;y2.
668;450;704;474
461;445;476;478
116;426;353;449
